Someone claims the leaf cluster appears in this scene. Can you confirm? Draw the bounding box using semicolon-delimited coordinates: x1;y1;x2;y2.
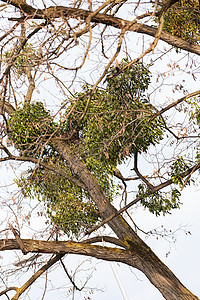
8;102;56;158
17;166;101;238
161;0;200;42
66;60;164;166
9;60;166;236
171;156;190;186
138;184;181;216
187;96;200;126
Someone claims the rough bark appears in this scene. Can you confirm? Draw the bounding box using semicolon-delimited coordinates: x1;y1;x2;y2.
0;238;198;300
0;96;15;115
53;141;199;300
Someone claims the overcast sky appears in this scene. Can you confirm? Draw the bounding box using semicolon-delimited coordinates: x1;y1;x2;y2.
0;3;200;299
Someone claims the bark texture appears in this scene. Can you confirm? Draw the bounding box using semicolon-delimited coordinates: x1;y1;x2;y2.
53;141;199;300
0;238;198;300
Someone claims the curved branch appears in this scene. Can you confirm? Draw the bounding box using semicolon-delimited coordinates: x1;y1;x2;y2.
3;0;200;56
87;159;200;235
133;153;154;189
83;236;127;249
0;239;133;264
12;254;64;300
0;287;18;297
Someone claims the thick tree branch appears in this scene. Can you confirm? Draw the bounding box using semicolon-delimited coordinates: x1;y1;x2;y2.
0;239;132;263
0;238;199;299
83;236;127;249
87;159;200;235
3;0;200;55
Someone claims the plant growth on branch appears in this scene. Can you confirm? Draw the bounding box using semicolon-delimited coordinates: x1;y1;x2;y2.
0;0;200;299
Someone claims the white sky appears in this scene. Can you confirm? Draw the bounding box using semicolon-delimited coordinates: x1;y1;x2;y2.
0;2;200;299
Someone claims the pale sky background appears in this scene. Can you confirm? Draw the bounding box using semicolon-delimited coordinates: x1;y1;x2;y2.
0;1;200;299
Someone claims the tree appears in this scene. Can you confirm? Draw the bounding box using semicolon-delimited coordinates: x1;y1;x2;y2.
0;0;199;299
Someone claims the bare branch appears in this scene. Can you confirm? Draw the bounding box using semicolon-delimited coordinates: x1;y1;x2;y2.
153;90;200;118
133;153;154;189
3;1;200;55
0;287;18;297
87;160;200;235
60;258;82;291
12;254;64;300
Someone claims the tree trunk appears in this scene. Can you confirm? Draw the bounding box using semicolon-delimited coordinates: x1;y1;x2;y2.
54;141;199;300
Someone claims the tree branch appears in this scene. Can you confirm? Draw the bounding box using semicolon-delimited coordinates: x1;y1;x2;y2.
0;239;133;264
133;153;154;189
0;287;18;297
87;159;200;235
3;0;200;55
154;90;200;118
24;67;35;105
9;224;28;255
12;254;64;300
60;258;82;291
83;236;127;249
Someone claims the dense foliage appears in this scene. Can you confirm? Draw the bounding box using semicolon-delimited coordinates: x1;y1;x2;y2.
8;102;56;157
17;167;101;237
67;60;164;166
162;0;200;41
8;60;170;237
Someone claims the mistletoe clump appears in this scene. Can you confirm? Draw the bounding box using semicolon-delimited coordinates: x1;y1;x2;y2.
8;102;56;157
18;166;101;238
17;155;116;237
171;156;191;186
162;0;200;42
11;60;166;236
66;60;164;167
137;184;181;216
